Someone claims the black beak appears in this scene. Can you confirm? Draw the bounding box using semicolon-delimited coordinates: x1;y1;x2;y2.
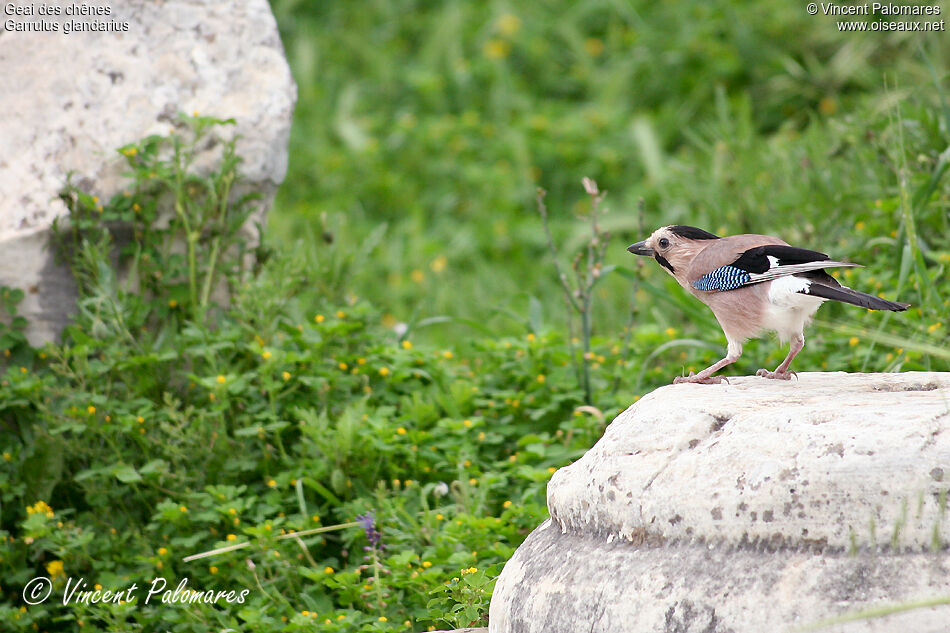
627;240;654;257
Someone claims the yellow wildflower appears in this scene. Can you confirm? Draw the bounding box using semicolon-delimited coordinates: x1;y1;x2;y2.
430;255;448;273
495;13;521;36
27;501;54;518
584;38;604;57
818;97;837;115
484;39;511;59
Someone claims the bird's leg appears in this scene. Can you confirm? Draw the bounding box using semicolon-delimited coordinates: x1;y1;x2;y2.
674;340;741;385
756;333;804;380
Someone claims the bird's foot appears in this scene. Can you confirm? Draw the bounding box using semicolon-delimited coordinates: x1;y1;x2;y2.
673;372;729;385
755;368;798;381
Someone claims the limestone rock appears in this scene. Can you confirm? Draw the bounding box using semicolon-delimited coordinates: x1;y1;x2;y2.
0;0;296;343
490;372;950;633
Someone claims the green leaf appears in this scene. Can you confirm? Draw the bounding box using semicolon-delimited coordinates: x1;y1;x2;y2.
112;464;142;483
139;459;169;475
330;468;346;495
21;435;64;501
528;296;544;334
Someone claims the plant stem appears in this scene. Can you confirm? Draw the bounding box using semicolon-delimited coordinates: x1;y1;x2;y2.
200;168;235;309
536;188;583;390
372;546;384;612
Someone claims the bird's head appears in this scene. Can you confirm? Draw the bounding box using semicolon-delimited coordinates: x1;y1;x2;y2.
627;225;720;276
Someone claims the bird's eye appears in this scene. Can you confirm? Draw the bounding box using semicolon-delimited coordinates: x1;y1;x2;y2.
658;238;670;249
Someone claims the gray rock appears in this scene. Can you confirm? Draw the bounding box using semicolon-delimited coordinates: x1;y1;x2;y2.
0;0;295;343
490;372;950;633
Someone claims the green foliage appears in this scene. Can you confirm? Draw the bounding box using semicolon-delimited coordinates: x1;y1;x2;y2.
0;117;624;631
0;287;29;367
55;113;260;325
268;0;949;363
426;564;497;629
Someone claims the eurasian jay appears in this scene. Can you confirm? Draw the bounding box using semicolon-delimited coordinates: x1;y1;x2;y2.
627;225;909;384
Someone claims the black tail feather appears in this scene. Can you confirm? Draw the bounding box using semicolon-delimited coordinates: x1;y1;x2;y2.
802;282;909;311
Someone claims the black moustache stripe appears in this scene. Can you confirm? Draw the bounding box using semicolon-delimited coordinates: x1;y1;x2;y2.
655;253;675;273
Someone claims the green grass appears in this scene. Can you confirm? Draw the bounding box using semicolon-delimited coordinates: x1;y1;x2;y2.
0;2;949;632
268;0;949;376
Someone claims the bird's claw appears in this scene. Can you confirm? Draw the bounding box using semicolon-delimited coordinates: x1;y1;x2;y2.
673;372;729;385
756;368;798;381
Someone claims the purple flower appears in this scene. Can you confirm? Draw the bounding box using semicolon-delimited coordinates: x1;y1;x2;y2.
356;511;381;548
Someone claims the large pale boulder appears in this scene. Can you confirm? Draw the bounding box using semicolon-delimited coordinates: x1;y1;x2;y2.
490;372;950;633
0;0;295;343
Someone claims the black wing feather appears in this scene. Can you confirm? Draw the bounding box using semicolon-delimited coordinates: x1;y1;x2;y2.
730;245;830;274
803;282;909;311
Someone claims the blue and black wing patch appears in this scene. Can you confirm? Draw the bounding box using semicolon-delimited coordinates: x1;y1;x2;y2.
692;245;857;292
692;266;751;291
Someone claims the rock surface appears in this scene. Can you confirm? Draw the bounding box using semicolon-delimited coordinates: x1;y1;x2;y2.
490;372;950;633
0;0;295;343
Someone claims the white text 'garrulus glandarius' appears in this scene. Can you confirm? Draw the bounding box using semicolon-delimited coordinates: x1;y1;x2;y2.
627;225;909;384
